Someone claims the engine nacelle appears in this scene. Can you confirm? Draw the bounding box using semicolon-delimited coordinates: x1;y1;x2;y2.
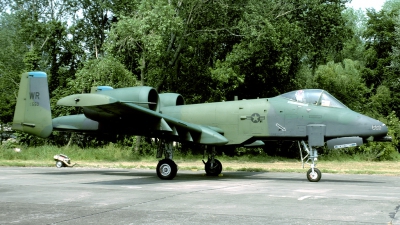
159;93;185;108
96;86;159;111
326;137;363;149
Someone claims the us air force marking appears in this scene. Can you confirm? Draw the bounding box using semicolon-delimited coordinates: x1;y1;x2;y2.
246;113;265;123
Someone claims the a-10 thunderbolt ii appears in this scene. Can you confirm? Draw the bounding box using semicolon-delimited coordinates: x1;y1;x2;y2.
13;71;391;182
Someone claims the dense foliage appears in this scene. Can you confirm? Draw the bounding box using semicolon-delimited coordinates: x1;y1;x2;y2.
0;0;399;159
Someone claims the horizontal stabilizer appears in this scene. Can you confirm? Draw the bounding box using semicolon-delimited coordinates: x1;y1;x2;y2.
52;114;99;131
57;94;117;106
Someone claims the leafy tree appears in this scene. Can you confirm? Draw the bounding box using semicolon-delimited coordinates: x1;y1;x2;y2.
363;5;400;117
74;0;115;58
0;13;27;134
297;0;352;74
312;59;369;112
368;85;393;117
334;8;368;63
107;0;184;87
108;0;246;102
363;9;396;88
52;55;139;117
389;15;400;117
383;0;400;12
212;0;351;100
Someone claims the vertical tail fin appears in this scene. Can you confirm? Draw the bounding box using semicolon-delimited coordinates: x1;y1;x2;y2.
12;71;53;138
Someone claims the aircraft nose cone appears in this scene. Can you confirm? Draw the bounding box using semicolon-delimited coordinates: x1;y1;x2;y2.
382;123;389;134
368;118;388;137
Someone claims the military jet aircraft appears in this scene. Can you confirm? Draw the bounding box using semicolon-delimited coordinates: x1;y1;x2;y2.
13;71;391;182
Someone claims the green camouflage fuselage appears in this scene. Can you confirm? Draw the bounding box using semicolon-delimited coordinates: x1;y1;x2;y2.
161;97;384;146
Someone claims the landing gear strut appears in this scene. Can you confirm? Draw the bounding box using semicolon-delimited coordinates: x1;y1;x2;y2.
156;140;178;180
203;146;223;176
298;141;322;182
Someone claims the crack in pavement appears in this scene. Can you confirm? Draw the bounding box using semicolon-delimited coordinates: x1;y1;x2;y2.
389;203;400;225
47;182;259;224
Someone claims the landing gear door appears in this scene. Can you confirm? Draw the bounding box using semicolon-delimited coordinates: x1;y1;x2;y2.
307;124;326;147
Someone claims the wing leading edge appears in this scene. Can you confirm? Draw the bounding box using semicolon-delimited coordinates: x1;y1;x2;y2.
56;94;228;146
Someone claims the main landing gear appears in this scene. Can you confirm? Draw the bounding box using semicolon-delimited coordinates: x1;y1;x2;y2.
203;146;223;176
156;158;177;180
155;140;223;180
298;141;321;182
156;140;177;180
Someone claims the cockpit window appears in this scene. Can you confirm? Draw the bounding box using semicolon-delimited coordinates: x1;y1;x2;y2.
279;90;323;104
319;92;347;108
279;89;347;108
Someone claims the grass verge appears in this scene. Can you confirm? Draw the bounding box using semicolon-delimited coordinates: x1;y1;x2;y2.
1;145;399;176
1;159;400;176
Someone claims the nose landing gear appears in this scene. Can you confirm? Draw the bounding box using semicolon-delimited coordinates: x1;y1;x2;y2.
299;141;322;182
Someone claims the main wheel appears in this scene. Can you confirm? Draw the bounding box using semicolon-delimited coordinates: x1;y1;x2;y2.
55;160;64;168
205;159;222;176
307;168;322;182
156;159;178;180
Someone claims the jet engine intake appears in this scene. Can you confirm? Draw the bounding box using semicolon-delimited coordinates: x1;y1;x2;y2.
98;86;159;111
159;93;185;108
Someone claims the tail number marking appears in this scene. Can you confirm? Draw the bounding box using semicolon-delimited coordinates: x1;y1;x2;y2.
372;125;381;130
29;92;40;100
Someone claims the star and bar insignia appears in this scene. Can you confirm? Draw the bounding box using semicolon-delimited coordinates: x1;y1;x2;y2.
246;113;265;123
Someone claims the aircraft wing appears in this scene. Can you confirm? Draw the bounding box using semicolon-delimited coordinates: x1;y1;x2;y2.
57;94;228;146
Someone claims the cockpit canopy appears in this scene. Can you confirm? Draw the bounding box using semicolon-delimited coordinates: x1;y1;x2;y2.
279;89;347;108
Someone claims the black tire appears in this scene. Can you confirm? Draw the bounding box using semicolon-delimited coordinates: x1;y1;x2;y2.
55;161;64;168
307;168;322;182
156;159;177;180
205;159;223;176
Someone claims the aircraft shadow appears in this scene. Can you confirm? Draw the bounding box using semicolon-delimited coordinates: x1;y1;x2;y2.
34;169;384;186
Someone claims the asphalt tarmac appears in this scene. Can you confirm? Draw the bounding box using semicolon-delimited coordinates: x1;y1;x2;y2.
0;167;399;225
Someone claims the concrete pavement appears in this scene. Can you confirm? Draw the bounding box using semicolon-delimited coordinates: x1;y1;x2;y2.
0;167;399;224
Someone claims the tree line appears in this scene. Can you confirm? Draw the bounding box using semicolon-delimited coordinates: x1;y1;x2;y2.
0;0;399;158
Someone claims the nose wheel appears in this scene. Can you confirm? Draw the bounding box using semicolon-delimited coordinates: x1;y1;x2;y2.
307;168;321;182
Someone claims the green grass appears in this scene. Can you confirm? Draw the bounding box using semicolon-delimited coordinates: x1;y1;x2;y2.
0;144;146;161
1;144;400;175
